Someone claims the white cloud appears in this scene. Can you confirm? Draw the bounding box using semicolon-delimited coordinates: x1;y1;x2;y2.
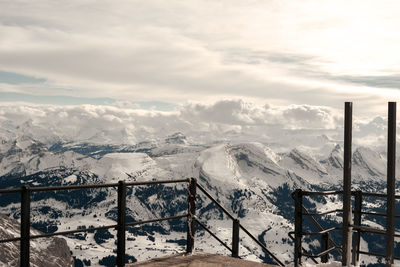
1;0;400;114
0;100;380;146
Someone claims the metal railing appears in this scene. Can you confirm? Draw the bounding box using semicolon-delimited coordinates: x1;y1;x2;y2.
291;189;400;266
0;177;284;266
195;182;284;266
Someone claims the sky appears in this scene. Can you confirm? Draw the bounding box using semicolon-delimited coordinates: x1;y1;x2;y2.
1;0;400;116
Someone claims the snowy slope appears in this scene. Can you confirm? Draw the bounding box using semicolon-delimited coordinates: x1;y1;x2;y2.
0;133;398;266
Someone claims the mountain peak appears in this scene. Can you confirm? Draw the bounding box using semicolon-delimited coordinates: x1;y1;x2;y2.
324;144;343;169
353;146;386;178
165;132;187;144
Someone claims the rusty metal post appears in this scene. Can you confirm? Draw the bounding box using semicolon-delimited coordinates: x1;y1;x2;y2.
342;102;353;266
386;102;396;267
232;218;240;258
321;233;329;263
186;178;197;253
20;185;30;267
117;181;126;267
294;189;303;267
352;190;362;266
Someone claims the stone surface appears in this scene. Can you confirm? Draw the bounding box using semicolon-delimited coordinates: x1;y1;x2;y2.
0;213;73;267
128;253;277;267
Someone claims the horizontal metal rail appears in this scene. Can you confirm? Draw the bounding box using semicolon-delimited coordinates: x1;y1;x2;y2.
125;214;188;227
239;223;285;266
359;211;400;219
0;188;22;194
0;236;21;243
360;211;387;217
304;209;343;216
297;190;400;199
351;225;400;238
31;224;118;240
0;178;284;267
195;218;233;253
0;179;192;267
125;178;190;187
351;225;386;235
302;190;400;200
196;183;235;221
361;192;400;200
0;178;190;194
29;183;118;192
301;190;343;196
302;227;341;236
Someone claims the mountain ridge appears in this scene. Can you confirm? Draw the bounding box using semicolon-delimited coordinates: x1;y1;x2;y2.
0;135;398;266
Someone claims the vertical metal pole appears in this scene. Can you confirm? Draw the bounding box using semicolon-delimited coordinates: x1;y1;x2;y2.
342;102;353;266
386;102;396;267
186;178;197;253
232;218;240;258
117;181;126;267
321;233;329;263
352;190;362;266
20;185;30;267
294;189;303;267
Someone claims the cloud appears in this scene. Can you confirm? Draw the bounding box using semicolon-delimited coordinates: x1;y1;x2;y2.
282;105;341;130
0;0;400;114
0;100;341;144
1;100;397;155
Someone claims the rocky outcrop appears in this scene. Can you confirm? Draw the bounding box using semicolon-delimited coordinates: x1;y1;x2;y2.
0;213;73;267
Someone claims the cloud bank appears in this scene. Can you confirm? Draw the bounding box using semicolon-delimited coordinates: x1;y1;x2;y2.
0;100;394;154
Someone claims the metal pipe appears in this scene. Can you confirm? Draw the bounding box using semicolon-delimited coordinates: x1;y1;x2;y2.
0;237;20;243
301;190;344;196
303;209;343;216
342;102;353;266
361;192;400;199
186;178;197;253
294;189;303;267
31;224;118;239
27;178;189;192
321;233;329;263
125;214;188;227
301;227;341;236
0;188;22;194
360;211;400;218
352;190;362;266
232;218;240;258
386;102;396;267
117;181;126;267
20;185;30;267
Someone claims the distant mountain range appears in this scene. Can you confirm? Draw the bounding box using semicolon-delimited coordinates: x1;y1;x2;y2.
0;132;398;266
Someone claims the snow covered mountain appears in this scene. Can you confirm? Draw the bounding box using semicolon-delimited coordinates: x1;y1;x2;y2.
0;133;398;266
